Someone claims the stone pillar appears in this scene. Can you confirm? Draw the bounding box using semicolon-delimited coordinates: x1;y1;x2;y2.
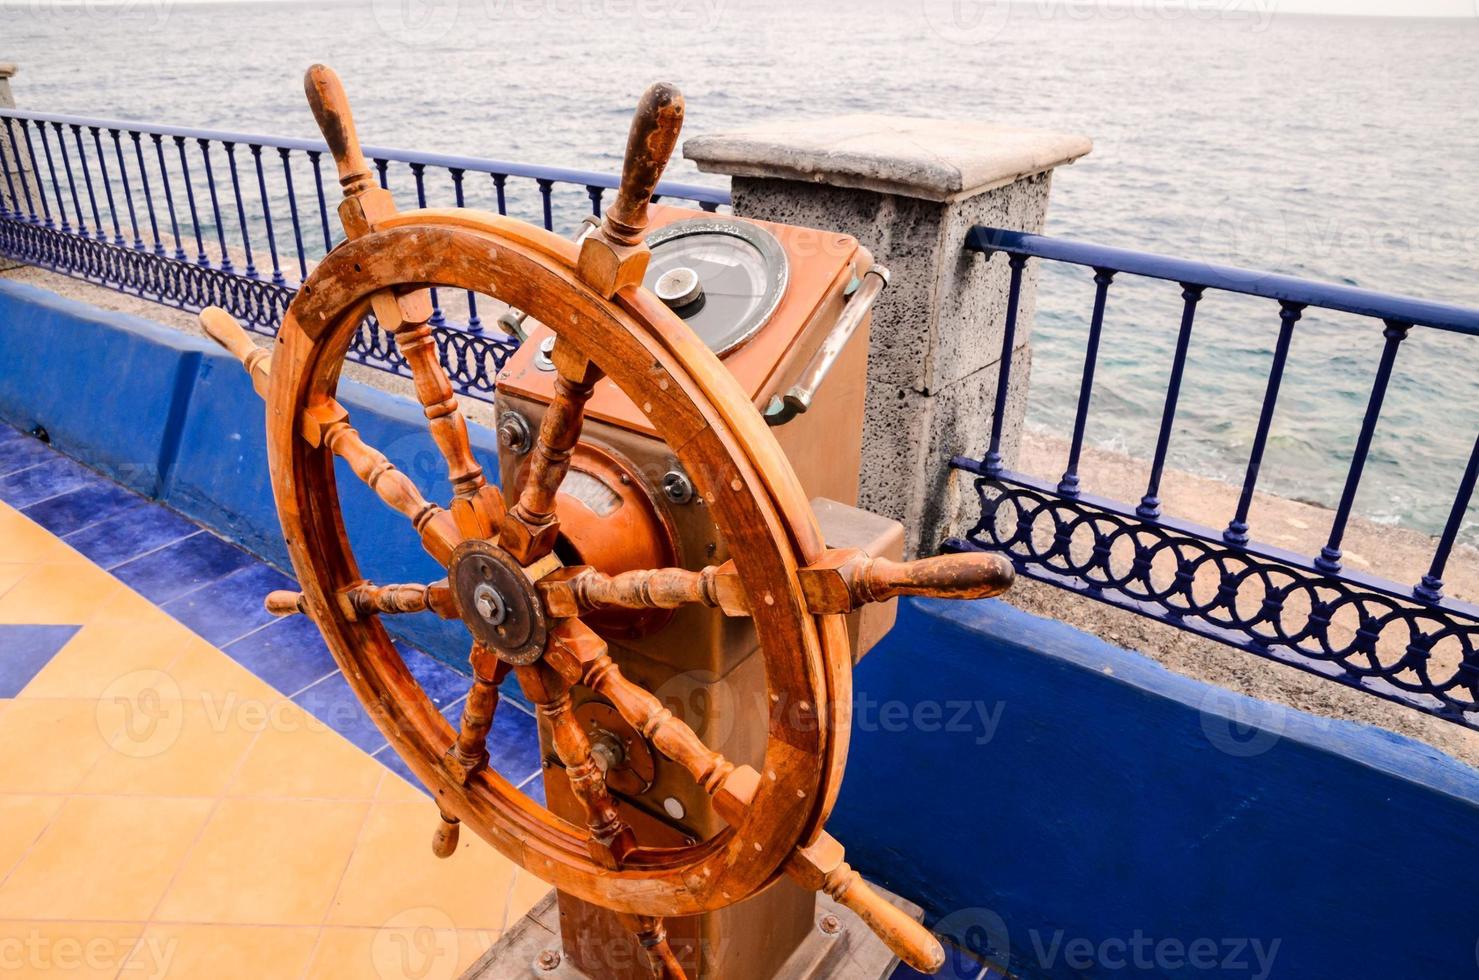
0;63;24;271
686;117;1090;556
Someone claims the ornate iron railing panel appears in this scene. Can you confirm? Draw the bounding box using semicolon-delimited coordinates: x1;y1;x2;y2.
0;108;730;401
950;227;1479;730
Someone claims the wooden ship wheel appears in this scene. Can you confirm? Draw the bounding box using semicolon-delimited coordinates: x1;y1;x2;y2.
201;65;1014;979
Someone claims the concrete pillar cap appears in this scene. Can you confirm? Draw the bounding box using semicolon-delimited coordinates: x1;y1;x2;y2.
686;114;1091;203
0;64;16;79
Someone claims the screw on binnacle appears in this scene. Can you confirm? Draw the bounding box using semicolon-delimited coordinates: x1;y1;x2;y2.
819;913;842;936
536;948;562;971
661;469;694;504
498;411;532;453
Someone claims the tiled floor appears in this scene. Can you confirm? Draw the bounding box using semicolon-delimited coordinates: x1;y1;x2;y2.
0;424;986;980
0;424;551;978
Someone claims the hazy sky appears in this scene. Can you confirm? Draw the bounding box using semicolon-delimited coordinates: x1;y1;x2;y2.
1281;0;1472;13
5;0;1476;12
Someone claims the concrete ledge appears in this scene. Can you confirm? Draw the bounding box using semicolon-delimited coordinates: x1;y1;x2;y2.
685;115;1092;202
0;280;206;497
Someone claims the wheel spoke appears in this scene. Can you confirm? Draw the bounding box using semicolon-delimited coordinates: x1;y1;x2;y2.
306;397;461;564
515;660;636;869
445;644;511;785
545;618;736;795
799;549;1015;613
616;913;687;980
500;342;602;564
545;619;944;974
392;313;506;541
538;563;748;618
264;580;457;619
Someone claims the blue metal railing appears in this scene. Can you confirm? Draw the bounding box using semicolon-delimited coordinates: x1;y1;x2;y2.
0;107;729;400
952;227;1479;730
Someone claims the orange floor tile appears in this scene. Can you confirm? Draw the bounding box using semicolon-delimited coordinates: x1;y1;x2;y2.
0;500;550;978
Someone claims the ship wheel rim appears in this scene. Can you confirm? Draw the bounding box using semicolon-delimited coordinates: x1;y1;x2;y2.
266;209;853;917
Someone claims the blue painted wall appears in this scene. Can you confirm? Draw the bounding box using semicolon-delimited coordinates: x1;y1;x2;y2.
3;279;1477;979
838;597;1479;979
0;280;491;666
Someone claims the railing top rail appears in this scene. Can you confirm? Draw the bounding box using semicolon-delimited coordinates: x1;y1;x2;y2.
0;106;733;206
967;226;1479;337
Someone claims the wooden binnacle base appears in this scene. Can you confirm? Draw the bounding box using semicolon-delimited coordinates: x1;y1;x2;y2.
462;885;924;980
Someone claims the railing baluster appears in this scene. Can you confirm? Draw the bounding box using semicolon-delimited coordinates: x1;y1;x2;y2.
90;127;124;245
1138;284;1205;518
981;253;1028;478
409;162;445;326
1059;267;1115;496
0;125;18;218
249;144;285;286
173;136;209;266
35;122;69;232
222;143;257;278
537;177;554;231
1416;430;1479;603
374;158;389;190
108;129;142;249
1314;320;1411;572
151;134;186;261
587;185;604;217
492;173;508;215
1224;302;1303;546
451;168;481;331
70;124;104;241
19;121;51;227
53;123;88;238
307;150;332;252
131;132;163;255
2;119;38;223
197;139;233;273
278;148;309;282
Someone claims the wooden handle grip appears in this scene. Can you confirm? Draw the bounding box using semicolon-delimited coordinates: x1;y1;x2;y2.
862;553;1014;603
264;590;306;616
826;865;945;974
201;307;271;398
604;82;684;245
303;64;372;190
200;306;254;361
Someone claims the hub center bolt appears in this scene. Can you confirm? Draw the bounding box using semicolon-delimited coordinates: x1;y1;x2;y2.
472;582;507;625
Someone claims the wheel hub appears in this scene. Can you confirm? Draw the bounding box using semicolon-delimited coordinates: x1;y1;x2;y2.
450;539;547;665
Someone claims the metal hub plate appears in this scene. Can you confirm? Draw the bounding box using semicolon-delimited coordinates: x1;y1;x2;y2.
450;540;547;665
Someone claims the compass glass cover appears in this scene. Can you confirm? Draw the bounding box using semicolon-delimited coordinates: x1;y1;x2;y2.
643;218;789;356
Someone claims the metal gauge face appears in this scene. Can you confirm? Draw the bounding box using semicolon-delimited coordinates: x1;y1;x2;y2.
643;217;789;356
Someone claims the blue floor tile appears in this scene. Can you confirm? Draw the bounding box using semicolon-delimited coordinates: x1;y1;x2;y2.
0;429;56;477
223;614;339;697
0;455;95;509
373;745;428;794
488;700;543;786
518;771;547;807
64;502;201;569
0;625;81;696
22;478;140;537
397;640;472;713
163;562;298;647
113;531;257;605
294;670;389;755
